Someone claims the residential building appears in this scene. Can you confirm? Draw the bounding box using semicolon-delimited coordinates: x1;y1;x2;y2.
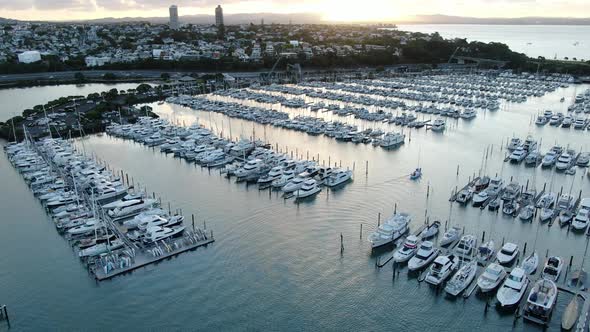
17;51;41;63
169;5;179;30
215;5;224;27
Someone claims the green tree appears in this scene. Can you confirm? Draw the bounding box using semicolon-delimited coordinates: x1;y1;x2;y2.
136;83;153;93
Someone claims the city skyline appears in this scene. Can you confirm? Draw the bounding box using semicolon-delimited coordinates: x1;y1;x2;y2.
0;0;588;22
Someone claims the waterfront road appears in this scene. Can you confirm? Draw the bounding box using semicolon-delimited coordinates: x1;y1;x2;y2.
0;67;377;84
0;70;263;83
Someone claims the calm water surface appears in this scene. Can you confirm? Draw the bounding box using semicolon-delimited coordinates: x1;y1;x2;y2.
397;25;590;60
1;82;590;331
0;83;142;122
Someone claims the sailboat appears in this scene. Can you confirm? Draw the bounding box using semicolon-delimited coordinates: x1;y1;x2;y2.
445;248;478;296
562;239;589;330
410;148;422;180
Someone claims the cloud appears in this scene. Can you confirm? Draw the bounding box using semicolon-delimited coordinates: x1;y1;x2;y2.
94;0;244;10
0;0;94;11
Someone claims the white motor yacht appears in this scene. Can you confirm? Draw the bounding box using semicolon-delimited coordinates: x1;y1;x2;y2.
425;254;459;286
509;147;527;163
577;152;590;167
496;242;519;265
460;109;477;119
393;235;420;262
571;198;590;231
472;190;490;207
496;267;529;308
507;137;522;150
541;148;560;167
272;170;295;189
408;241;439;271
430;119;446;132
324;169;353;187
455;234;477;257
556;152;573;171
477;263;507;293
282;177;306;193
142;225;186;244
67;218;101;235
257;166;283;185
235;159;265;178
107;199;156;221
294;179;322;198
368;213;411;248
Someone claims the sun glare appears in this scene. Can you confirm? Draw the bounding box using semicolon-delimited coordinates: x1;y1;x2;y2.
319;0;398;22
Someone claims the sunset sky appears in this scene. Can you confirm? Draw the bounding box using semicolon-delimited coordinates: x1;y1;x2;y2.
0;0;588;21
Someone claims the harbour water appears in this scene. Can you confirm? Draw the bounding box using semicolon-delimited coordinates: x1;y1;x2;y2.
0;83;141;122
1;80;590;331
397;24;590;60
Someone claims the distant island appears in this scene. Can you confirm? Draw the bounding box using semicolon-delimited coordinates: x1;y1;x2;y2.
1;14;589;25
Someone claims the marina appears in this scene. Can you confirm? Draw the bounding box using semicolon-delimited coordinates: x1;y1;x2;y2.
2;72;590;330
4;136;213;282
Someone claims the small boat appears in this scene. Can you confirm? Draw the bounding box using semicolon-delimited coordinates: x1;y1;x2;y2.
472;191;490;207
419;220;440;239
539;207;554;222
474;176;490;192
440;226;461;247
476;240;495;262
393;235;420;263
408;241;439;271
445;261;477;296
565;166;576;175
567;269;587;289
518;205;535;221
502;200;518;215
477;263;507;293
425;254;459;285
487;197;501;211
520;251;539;275
455;188;474;204
523;279;558;325
496;242;519;265
410;168;422;180
540;256;563;282
561;297;579;330
496;267;529;308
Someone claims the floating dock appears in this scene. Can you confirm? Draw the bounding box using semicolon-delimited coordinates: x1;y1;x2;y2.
93;230;214;281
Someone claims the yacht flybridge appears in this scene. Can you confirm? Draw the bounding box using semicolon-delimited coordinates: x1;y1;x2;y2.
368;213;411;248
